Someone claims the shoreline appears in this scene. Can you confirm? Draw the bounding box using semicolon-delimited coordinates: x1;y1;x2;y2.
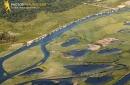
26;7;127;46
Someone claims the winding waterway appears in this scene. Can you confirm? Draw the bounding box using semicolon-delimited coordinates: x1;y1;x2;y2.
0;8;130;84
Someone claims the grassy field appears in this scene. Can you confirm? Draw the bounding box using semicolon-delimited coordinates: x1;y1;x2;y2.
44;8;130;85
1;0;130;85
2;8;130;85
1;4;105;85
0;44;10;54
96;0;128;8
3;8;130;85
3;45;44;73
0;43;23;58
2;55;82;85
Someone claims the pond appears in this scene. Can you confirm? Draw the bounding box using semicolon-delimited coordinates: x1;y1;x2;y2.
68;49;90;58
124;22;130;26
19;78;73;85
64;65;111;75
117;28;130;34
85;76;113;85
98;48;122;55
61;38;79;47
114;73;130;85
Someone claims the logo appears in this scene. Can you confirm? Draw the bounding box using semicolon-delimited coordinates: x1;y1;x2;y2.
11;3;46;9
4;0;46;12
4;0;11;12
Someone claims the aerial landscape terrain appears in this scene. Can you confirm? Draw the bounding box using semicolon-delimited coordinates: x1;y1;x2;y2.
0;0;130;85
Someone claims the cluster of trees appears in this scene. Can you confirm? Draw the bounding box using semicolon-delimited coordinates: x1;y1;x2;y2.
0;8;40;22
44;0;83;13
34;0;96;13
0;32;17;43
0;0;95;22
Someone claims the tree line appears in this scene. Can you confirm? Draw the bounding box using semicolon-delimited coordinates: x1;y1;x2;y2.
0;0;95;23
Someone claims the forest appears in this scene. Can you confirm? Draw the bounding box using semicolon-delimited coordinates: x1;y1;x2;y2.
0;0;96;22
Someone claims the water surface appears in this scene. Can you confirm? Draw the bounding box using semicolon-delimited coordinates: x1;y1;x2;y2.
64;65;111;75
68;49;90;58
117;28;130;34
114;73;130;85
98;48;122;55
19;78;73;85
124;22;130;26
61;38;79;47
85;76;113;85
